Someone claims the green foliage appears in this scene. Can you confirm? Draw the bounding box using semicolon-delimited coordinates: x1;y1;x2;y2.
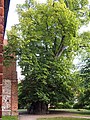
72;30;90;109
74;57;90;109
18;82;26;109
80;58;90;88
6;0;90;109
78;32;90;54
64;0;90;25
55;102;72;109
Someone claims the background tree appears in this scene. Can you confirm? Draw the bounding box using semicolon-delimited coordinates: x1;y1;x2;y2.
5;0;90;114
75;57;90;109
73;58;90;109
73;31;90;109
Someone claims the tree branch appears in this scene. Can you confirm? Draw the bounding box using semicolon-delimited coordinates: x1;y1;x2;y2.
53;36;57;55
55;35;65;57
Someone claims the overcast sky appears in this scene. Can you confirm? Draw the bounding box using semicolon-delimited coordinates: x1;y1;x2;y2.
5;0;90;80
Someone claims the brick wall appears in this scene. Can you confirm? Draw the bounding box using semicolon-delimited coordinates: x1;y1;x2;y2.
0;0;4;118
2;40;18;116
0;0;18;116
11;82;18;115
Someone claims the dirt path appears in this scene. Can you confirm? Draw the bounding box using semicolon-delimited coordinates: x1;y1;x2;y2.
19;113;90;120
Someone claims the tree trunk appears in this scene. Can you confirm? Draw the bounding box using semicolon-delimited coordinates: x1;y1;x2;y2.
28;101;48;114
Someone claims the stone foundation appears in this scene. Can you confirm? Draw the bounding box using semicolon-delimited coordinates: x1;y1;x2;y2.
2;79;11;116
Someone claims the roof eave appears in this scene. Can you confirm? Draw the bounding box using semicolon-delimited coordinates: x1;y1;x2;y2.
4;0;10;33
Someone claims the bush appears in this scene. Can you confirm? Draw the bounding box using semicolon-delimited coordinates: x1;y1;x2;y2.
56;102;72;109
73;103;84;109
83;105;90;110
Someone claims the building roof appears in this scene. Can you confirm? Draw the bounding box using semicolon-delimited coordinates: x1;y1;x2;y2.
4;0;10;32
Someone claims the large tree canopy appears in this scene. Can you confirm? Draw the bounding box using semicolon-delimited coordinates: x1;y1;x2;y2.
5;0;90;114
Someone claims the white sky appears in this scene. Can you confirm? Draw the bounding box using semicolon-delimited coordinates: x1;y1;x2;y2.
5;0;90;80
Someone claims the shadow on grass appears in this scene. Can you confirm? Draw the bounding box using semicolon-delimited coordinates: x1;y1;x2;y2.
18;109;90;116
49;109;90;116
37;117;90;120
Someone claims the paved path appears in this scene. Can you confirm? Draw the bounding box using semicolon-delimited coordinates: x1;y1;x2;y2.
19;113;90;120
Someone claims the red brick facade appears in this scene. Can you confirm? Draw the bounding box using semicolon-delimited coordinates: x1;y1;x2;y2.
1;0;18;117
0;0;4;118
2;40;18;116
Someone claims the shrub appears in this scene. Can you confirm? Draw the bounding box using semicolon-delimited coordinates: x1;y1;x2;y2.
56;102;72;109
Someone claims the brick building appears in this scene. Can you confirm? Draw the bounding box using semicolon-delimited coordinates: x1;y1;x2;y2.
0;0;18;118
2;40;18;116
0;0;5;118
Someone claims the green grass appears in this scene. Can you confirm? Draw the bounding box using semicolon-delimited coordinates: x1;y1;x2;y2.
38;117;90;120
18;109;27;112
2;116;18;120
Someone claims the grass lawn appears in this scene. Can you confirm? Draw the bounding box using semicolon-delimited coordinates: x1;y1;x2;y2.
2;116;18;120
38;117;90;120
